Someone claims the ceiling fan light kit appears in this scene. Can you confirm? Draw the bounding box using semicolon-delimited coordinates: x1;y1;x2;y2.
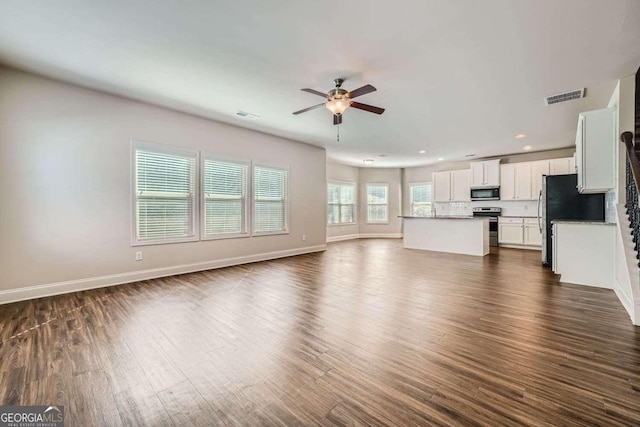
293;78;385;125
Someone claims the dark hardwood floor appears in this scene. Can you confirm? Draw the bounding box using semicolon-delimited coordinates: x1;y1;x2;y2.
1;240;639;426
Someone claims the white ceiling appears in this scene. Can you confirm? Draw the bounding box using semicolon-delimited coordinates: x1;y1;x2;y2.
1;0;639;167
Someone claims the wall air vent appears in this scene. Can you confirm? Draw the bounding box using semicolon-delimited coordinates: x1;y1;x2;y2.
544;88;585;106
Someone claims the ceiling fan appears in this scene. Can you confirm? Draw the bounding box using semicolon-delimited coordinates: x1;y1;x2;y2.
293;78;385;125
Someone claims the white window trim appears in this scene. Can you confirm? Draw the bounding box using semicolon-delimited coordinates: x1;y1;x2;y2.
131;140;200;246
200;154;252;241
366;182;390;224
252;163;290;237
327;180;357;226
409;181;433;217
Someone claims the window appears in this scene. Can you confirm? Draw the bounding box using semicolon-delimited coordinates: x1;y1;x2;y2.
366;184;389;223
133;142;198;245
327;182;356;225
253;165;288;234
410;183;432;216
202;158;249;239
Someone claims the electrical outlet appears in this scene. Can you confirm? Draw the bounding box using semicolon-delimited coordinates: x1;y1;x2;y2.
302;234;306;241
135;251;143;261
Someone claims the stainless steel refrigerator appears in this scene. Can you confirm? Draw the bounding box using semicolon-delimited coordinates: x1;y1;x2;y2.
539;174;605;266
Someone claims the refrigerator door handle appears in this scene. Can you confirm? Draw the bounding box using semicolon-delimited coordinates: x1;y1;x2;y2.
537;190;543;233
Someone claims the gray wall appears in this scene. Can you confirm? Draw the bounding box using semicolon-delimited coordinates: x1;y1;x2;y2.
0;66;327;299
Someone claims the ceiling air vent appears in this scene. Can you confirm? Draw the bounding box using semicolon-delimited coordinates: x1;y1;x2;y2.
236;111;260;119
544;88;585;106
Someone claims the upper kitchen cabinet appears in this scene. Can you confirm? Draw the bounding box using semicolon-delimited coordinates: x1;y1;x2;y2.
433;171;452;202
433;169;470;202
501;163;534;200
575;107;616;193
470;159;500;188
531;160;550;200
549;157;576;175
451;169;471;202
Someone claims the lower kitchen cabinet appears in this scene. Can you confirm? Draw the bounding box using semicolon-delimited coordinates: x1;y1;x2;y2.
498;217;541;249
523;218;542;246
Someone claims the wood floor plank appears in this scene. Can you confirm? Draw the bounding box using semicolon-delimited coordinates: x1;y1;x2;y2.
0;240;639;426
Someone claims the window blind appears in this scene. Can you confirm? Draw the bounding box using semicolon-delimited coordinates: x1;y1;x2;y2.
254;166;288;233
327;182;356;225
367;184;388;223
410;184;432;216
135;148;197;242
203;159;248;237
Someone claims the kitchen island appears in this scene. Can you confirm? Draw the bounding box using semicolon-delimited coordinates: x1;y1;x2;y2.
402;216;490;256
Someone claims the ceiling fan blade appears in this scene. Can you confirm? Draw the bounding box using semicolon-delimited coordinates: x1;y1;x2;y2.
292;103;325;115
333;114;342;125
348;84;376;99
350;101;385;115
301;88;328;98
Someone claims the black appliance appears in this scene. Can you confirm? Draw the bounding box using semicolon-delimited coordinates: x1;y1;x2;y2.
470;187;500;201
472;207;501;247
539;174;605;266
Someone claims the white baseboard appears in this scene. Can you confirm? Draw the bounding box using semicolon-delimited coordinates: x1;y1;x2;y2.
0;245;327;305
614;279;635;323
327;233;403;243
498;244;541;251
326;234;360;243
358;233;403;239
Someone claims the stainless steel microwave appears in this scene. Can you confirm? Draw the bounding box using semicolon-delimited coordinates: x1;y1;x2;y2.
470;187;500;201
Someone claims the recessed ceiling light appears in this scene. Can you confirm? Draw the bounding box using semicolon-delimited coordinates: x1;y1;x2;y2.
378;154;387;157
236;111;260;119
438;157;444;161
363;159;374;165
515;134;526;139
418;150;426;154
523;145;532;150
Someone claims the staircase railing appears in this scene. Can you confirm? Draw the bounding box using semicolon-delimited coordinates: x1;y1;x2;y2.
622;131;640;267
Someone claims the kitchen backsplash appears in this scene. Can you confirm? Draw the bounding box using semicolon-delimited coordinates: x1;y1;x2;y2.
434;200;539;217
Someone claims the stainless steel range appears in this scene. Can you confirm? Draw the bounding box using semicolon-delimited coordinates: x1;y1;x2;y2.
472;207;501;247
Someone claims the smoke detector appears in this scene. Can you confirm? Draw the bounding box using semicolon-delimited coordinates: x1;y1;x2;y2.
544;88;585;106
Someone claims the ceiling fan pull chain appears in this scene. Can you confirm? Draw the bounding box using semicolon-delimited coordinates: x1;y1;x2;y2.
337;124;340;142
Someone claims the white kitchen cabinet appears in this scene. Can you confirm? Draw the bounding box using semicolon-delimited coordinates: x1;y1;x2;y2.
502;163;535;200
552;222;614;287
523;218;542;246
498;217;542;248
500;164;515;200
470;159;500;188
433;171;451;202
498;217;524;245
433;169;470;202
549;157;576;175
515;163;532;200
451;169;471;201
530;160;550;201
575;107;616;193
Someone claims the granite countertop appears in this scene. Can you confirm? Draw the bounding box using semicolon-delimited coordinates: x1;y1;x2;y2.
551;220;616;226
401;215;482;220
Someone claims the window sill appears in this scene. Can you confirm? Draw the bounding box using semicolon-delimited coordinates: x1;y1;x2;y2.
252;230;290;237
132;235;199;246
365;221;390;225
327;223;357;227
201;233;250;241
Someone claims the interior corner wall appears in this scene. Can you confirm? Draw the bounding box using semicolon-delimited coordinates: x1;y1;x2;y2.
0;66;327;302
358;168;403;237
326;162;360;240
615;75;636;204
